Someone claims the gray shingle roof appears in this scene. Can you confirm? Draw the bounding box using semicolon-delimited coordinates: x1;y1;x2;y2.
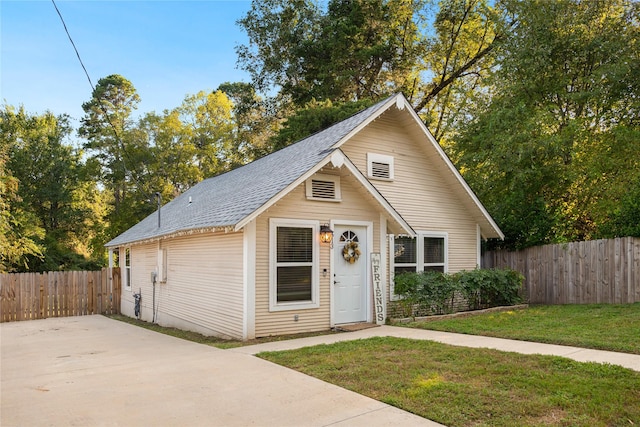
106;96;393;247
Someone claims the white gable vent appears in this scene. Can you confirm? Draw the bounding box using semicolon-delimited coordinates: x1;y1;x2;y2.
367;153;394;181
312;180;335;199
371;161;390;179
305;174;341;202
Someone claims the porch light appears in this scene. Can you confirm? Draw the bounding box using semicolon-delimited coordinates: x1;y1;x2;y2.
319;224;334;245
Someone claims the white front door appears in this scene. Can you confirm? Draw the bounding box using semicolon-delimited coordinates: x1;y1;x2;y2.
333;225;368;324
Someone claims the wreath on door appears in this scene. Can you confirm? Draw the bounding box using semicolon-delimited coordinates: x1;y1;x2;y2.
342;241;361;264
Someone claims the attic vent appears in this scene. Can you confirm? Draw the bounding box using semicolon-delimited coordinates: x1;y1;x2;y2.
371;162;390;179
312;180;335;199
367;153;395;181
306;174;341;201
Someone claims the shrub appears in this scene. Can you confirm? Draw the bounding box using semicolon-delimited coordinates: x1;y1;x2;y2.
456;268;524;310
393;268;524;317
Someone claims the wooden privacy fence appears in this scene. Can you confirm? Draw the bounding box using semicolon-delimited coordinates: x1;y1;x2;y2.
483;237;640;304
0;268;121;322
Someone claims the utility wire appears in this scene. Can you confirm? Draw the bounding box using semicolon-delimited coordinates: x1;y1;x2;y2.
51;0;95;91
51;0;139;188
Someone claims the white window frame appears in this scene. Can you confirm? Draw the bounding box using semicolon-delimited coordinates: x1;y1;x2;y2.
269;218;320;311
422;232;448;272
305;173;341;202
389;232;448;300
367;153;394;181
124;247;132;290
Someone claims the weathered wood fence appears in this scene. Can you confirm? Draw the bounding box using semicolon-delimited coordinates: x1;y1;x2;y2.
0;268;121;322
483;237;640;304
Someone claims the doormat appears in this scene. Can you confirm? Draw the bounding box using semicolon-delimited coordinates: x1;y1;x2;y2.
336;323;380;332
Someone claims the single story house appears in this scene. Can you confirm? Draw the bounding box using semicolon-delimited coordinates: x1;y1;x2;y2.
106;93;503;340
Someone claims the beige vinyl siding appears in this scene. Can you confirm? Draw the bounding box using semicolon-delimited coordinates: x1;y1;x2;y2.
161;232;244;339
254;170;382;337
343;108;480;272
120;232;244;339
120;244;157;320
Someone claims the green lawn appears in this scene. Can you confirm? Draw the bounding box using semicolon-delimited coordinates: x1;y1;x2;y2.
258;337;640;427
397;303;640;354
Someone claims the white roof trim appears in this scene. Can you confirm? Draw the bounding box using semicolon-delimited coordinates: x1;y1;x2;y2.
234;149;415;237
329;94;401;150
402;100;504;240
331;93;504;240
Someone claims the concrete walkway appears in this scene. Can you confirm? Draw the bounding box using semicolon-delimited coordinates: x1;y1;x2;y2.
1;316;442;427
234;325;640;372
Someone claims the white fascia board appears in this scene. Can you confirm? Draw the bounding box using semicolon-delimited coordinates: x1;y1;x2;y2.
330;94;401;150
233;156;337;232
340;154;415;237
234;149;415;237
397;95;504;240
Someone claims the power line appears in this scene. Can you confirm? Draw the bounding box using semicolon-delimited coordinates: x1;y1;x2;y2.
51;0;140;189
51;0;95;91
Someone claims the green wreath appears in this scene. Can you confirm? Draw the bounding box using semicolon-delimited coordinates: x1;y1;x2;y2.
342;241;361;264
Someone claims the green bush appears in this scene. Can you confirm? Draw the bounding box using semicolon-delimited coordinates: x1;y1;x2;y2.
394;268;524;316
456;268;524;310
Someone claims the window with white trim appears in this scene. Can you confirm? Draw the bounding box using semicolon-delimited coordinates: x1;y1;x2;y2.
269;219;319;311
367;153;394;180
390;232;448;299
124;247;131;289
305;174;341;201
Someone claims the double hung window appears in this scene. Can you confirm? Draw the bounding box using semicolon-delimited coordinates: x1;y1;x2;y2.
270;219;319;311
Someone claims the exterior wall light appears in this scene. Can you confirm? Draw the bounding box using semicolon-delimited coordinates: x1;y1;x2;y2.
320;224;334;245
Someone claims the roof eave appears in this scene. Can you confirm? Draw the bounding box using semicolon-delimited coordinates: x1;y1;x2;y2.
391;94;504;240
234;149;415;237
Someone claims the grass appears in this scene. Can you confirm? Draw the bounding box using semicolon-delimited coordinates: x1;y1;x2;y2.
258;337;640;427
396;303;640;354
108;306;640;425
105;314;341;348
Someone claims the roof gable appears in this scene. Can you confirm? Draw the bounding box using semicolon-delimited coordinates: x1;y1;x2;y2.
106;93;502;247
106;96;394;247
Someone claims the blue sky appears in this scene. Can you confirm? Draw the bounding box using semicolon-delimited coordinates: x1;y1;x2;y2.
1;1;253;123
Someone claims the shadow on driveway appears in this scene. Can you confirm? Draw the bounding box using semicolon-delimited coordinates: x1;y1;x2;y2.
1;315;442;427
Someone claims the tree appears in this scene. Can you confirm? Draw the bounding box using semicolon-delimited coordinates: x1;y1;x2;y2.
217;82;280;162
455;0;640;249
236;0;322;97
270;98;374;150
414;0;503;145
176;90;236;178
79;74;145;238
237;0;504;145
2;105;103;271
0;108;44;272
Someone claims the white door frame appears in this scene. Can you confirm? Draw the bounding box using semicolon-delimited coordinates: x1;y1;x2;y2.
330;220;374;326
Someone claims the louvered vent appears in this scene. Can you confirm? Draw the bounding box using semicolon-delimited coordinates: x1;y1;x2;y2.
371;161;390;179
311;180;336;199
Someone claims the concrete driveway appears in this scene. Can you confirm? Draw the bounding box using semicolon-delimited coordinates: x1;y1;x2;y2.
1;316;441;427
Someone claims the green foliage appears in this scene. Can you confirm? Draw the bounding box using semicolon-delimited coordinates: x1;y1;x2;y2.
237;0;503;145
456;268;524;310
394;268;524;315
598;179;640;238
270;98;374;150
217;82;278;162
1;105;105;271
455;0;640;249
